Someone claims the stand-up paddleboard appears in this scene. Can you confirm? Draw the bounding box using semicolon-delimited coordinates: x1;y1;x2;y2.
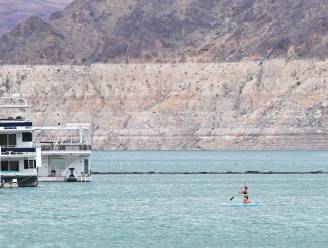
226;184;263;207
222;202;264;207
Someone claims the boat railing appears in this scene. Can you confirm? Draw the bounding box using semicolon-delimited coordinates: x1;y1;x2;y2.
0;116;26;121
0;152;37;157
40;142;91;151
0;96;31;120
0;145;35;148
0;145;17;148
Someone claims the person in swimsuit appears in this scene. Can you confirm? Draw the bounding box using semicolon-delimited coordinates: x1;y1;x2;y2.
240;185;251;204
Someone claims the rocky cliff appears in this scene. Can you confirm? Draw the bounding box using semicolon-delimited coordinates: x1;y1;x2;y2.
2;0;328;64
1;59;327;150
0;0;73;35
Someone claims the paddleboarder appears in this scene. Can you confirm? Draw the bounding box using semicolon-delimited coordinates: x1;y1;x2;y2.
240;185;251;204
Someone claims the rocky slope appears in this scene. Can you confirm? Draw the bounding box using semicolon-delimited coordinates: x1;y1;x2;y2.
2;0;328;64
0;0;73;35
0;59;327;150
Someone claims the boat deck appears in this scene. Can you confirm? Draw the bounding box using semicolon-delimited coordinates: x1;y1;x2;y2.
38;176;92;182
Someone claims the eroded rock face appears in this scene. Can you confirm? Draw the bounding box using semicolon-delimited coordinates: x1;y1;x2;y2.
2;0;328;64
0;0;73;35
0;59;327;150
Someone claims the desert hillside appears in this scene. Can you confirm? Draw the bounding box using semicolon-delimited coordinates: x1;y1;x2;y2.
0;0;73;35
1;0;328;64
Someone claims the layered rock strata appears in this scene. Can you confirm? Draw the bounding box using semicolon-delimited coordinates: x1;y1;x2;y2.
0;59;327;150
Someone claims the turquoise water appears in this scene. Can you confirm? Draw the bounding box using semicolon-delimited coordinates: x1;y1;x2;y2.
1;151;328;248
92;150;328;172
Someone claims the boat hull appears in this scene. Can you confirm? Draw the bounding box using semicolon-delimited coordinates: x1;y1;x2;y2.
1;175;38;187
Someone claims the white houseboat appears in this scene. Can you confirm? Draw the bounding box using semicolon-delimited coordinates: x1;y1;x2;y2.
0;96;92;186
36;123;92;182
0;97;41;187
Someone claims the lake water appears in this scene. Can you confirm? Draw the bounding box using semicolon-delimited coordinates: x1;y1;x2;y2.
1;151;328;248
92;150;328;173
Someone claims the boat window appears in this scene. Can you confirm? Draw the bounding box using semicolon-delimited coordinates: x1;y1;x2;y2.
9;161;19;171
24;160;36;169
50;158;65;169
1;161;9;171
22;132;32;142
84;159;89;174
0;134;17;147
1;161;19;171
8;134;16;146
0;134;6;146
24;160;27;169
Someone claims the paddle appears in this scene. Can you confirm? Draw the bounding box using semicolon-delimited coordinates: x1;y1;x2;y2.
229;192;240;202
